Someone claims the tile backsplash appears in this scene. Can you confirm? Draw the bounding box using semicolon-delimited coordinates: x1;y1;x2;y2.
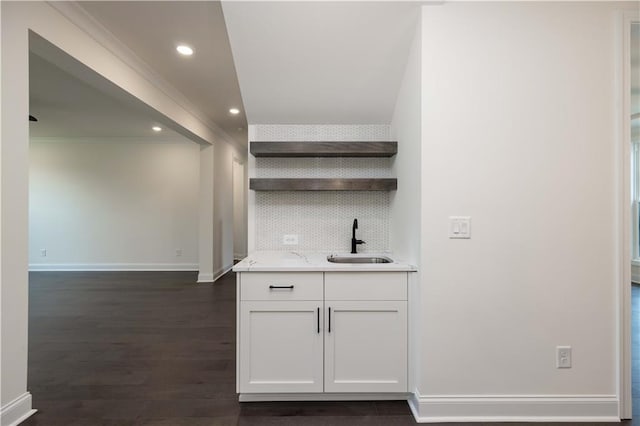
253;124;390;142
251;124;392;252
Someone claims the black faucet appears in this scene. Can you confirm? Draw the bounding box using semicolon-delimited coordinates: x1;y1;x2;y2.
351;219;365;254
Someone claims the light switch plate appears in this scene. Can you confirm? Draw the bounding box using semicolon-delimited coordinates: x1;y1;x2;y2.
449;216;471;239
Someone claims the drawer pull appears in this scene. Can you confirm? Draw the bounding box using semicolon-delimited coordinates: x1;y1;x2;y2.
268;285;294;290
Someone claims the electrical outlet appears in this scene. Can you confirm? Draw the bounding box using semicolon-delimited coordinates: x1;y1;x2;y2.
40;249;47;257
175;249;183;257
556;346;572;368
283;234;299;245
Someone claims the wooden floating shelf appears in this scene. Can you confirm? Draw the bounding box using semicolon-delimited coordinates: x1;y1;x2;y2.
250;178;397;191
250;141;397;158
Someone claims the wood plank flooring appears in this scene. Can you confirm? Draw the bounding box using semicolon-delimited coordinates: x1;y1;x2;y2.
22;271;637;425
22;271;416;425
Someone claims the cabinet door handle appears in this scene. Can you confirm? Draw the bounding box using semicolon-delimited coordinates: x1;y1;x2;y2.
317;307;320;334
328;307;331;333
268;285;294;289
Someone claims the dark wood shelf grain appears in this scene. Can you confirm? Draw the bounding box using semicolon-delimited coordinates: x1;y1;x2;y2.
250;178;397;191
250;141;397;157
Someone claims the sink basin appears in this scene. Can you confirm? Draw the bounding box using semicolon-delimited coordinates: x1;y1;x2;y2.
327;255;393;264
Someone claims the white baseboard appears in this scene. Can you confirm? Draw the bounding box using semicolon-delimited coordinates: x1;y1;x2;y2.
408;392;619;423
214;264;234;282
240;392;410;402
197;264;233;283
28;263;198;272
197;272;215;283
1;392;36;426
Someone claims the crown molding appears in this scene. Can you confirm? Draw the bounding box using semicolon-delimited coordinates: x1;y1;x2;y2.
29;136;190;144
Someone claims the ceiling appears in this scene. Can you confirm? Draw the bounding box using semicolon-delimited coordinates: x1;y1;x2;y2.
32;1;420;143
29;51;191;142
222;1;420;124
78;0;247;144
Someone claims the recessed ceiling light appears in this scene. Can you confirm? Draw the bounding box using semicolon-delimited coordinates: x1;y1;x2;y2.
176;44;194;56
229;108;240;115
152;126;162;132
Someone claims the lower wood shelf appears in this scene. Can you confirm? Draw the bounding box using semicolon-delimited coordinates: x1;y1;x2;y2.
249;178;397;191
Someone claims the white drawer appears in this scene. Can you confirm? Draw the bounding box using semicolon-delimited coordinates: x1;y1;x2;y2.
240;272;323;301
324;272;407;301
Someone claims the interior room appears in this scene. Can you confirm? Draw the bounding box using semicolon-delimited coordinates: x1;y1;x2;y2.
1;1;639;425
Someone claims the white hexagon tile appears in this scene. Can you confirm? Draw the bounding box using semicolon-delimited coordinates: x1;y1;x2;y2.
251;125;393;252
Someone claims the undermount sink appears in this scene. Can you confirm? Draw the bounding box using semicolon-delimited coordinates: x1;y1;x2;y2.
327;255;393;264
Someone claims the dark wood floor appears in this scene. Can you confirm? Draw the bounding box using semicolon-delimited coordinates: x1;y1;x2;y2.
23;271;417;425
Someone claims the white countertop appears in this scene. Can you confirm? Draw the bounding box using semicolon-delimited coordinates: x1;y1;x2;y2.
232;251;417;272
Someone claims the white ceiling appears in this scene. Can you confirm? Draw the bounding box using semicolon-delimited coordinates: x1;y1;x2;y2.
29;51;192;142
35;1;420;141
78;1;247;144
222;1;420;124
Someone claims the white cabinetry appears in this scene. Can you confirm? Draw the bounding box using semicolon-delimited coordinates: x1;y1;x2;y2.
237;271;408;396
240;301;323;393
238;272;323;393
324;272;407;393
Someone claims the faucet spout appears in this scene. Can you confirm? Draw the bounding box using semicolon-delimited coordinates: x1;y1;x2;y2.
351;218;365;254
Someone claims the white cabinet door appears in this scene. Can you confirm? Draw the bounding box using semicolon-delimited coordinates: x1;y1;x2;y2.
239;301;324;393
324;301;407;393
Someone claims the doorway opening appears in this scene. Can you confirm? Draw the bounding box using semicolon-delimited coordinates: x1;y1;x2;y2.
233;157;247;262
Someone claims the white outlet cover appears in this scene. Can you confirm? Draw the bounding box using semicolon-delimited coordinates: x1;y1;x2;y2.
283;234;299;245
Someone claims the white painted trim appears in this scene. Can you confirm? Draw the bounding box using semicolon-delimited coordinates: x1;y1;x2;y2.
213;264;234;282
29;136;190;144
198;264;233;283
239;392;410;402
28;263;198;271
197;272;215;283
45;1;244;152
408;392;619;423
618;9;639;420
0;392;36;426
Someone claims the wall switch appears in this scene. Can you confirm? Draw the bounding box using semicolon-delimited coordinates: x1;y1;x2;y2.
449;216;471;239
556;346;572;368
283;234;299;245
40;249;47;257
175;249;183;257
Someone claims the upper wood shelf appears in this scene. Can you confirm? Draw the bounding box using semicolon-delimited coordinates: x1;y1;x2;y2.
250;141;397;158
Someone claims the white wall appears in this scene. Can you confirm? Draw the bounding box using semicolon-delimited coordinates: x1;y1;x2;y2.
390;19;421;266
29;139;200;270
233;157;247;259
413;2;627;421
1;2;243;422
389;15;422;395
213;140;237;279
